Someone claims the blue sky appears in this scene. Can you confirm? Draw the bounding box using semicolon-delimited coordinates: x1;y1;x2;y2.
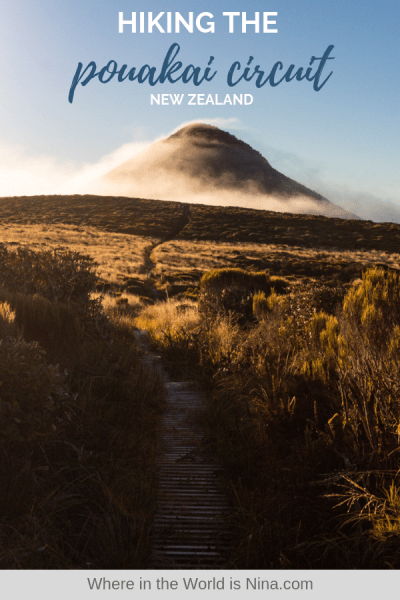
0;0;399;221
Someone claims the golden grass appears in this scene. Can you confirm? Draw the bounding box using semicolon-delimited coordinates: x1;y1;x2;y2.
2;195;400;299
0;222;159;285
2;195;400;256
94;292;148;340
133;266;400;568
93;291;144;310
152;239;400;285
135;298;200;350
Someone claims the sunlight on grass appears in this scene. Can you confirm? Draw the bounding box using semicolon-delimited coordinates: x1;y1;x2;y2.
151;239;400;290
135;298;199;350
0;222;158;286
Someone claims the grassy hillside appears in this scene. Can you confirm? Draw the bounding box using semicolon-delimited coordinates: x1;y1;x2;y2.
1;194;400;252
179;204;400;252
0;195;188;238
0;221;159;290
0;194;399;297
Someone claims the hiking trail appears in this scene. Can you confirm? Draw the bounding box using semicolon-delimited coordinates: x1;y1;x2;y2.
134;329;232;569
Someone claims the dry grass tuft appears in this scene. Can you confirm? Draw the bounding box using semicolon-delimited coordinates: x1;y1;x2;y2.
135;298;199;349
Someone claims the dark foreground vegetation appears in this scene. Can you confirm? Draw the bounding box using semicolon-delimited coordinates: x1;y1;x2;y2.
0;245;163;568
2;194;400;569
137;266;400;568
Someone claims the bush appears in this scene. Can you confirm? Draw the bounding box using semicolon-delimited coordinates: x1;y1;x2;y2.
199;268;287;323
0;244;164;569
0;245;99;320
200;268;271;292
300;268;400;468
0;290;84;352
0;336;71;447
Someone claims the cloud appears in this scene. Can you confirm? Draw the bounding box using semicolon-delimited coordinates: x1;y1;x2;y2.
1;121;399;224
0;120;243;197
315;184;400;224
261;144;400;224
0;141;74;196
63;140;153;194
0;138;154;197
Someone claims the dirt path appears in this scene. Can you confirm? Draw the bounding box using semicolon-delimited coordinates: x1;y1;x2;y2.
145;204;191;280
134;330;232;568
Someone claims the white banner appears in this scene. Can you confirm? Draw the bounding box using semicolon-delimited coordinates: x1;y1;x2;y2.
1;569;398;600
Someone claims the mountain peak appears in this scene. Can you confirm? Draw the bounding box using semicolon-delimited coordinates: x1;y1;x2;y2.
92;123;358;220
169;123;251;148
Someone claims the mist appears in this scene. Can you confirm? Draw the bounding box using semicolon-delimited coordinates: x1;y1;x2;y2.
89;166;350;220
0;120;398;224
0;139;152;197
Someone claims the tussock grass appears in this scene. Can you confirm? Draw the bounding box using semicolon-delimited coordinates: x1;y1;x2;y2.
136;265;400;568
135;298;199;348
0;300;17;337
201;268;272;292
0;289;84;353
94;291;146;312
0;246;164;569
135;299;200;377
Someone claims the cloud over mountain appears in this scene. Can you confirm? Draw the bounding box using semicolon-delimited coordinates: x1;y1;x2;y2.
92;123;358;219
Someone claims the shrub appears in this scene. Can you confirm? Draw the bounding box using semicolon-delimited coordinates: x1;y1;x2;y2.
0;245;99;320
200;268;271;293
199;268;287;323
300;269;400;468
0;243;164;569
0;336;71;447
0;290;84;352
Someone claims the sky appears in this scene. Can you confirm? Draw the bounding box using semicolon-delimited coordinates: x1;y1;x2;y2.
0;0;399;222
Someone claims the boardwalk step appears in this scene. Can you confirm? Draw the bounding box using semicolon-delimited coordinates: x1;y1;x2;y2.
134;329;232;569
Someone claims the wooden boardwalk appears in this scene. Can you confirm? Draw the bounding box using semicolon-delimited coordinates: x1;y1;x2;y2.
134;330;232;569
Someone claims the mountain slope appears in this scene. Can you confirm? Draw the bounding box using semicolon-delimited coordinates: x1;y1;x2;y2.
92;124;357;219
